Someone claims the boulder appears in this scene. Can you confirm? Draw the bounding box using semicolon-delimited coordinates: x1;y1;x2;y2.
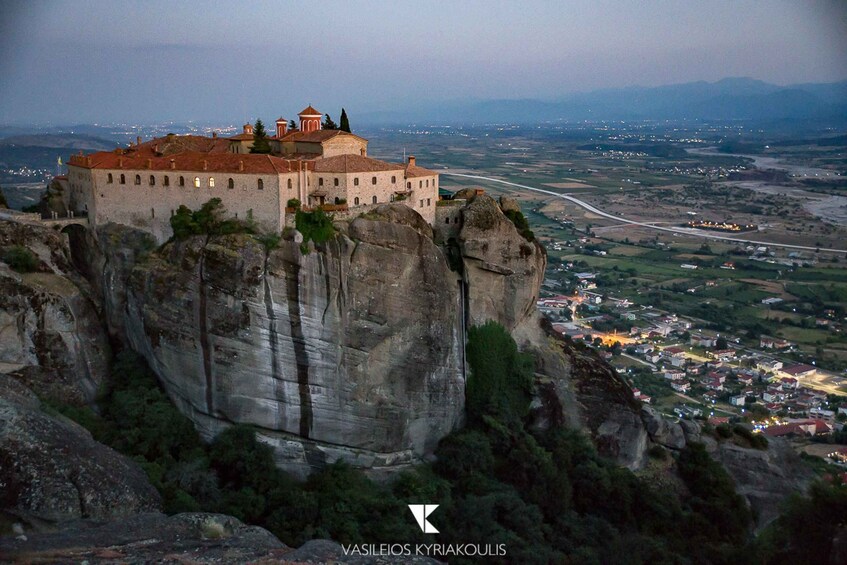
0;375;161;523
498;195;522;214
641;406;686;450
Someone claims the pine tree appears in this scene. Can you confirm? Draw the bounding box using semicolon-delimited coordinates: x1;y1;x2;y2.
339;108;351;133
250;119;271;154
322;114;338;130
289;119;298;132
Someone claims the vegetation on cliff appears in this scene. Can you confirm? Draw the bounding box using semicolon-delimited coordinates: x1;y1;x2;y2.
503;208;535;242
169;198;255;240
294;207;335;252
2;245;39;272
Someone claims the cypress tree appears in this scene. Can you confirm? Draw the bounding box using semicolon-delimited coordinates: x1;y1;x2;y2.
250;119;271;154
339;108;351;133
289;119;297;131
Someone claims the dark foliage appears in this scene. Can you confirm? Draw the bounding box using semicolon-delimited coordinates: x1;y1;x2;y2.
503;209;535;242
169;198;254;240
2;245;39;272
339;108;351;133
249;119;271;154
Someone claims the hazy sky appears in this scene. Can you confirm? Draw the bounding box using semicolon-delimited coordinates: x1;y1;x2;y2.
1;0;845;124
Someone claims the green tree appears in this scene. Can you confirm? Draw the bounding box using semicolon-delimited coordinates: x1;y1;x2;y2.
250;119;271;154
2;245;38;272
289;119;297;131
715;336;728;350
339;108;351;133
465;321;534;424
322;114;338;130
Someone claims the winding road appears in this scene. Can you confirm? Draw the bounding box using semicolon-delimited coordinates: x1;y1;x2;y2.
442;172;847;254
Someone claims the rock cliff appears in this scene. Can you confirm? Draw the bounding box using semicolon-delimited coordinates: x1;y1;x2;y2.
0;221;109;405
62;196;665;475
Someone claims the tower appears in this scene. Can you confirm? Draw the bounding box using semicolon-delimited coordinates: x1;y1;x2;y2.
275;117;288;138
298;105;322;133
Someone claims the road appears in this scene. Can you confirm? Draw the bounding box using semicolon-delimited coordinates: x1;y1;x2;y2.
442;172;847;254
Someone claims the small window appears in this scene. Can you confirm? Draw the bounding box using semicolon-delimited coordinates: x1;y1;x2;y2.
179;176;185;187
371;176;377;185
454;217;459;224
164;175;170;186
151;207;155;218
354;197;359;205
391;175;396;183
334;178;339;187
433;179;437;187
390;194;395;202
135;174;141;185
228;178;234;189
286;179;291;189
426;180;429;187
407;182;411;189
427;198;431;206
209;177;215;188
419;181;422;188
319;177;324;186
259;179;265;190
372;195;377;204
194;177;200;188
120;174;126;184
445;217;450;224
354;178;359;186
107;173;113;183
149;175;155;186
420;199;424;207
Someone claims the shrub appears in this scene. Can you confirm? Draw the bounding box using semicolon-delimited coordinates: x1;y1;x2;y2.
294;208;335;252
504;209;535;242
2;246;38;273
170;198;253;240
287;198;301;209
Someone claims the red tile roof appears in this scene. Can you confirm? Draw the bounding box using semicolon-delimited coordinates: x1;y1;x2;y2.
405;163;437;178
278;129;366;143
782;364;816;376
69;149;302;175
298;105;322;116
312;154;400;174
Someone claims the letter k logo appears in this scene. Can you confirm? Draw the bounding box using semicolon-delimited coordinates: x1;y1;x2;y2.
408;504;439;533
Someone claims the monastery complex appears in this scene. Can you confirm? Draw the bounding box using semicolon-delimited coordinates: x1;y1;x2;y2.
61;105;439;242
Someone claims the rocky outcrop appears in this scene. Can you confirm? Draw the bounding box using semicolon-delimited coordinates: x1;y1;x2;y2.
458;194;545;331
0;221;109;404
100;205;466;478
641;405;685;450
0;375;161;523
710;437;814;529
0;512;439;564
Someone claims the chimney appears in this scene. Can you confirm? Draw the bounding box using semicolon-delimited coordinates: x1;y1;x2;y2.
276;118;288;138
170;159;175;170
118;157;123;168
408;156;416;167
203;160;208;171
239;160;244;172
153;143;159;153
243;123;253;135
147;158;152;168
137;136;142;146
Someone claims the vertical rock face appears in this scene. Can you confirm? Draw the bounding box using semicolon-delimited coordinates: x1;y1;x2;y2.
458;194;546;331
0;221;109;405
111;205;465;477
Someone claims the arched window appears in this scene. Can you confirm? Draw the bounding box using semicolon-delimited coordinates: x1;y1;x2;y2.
164;175;170;186
354;197;359;205
419;181;422;188
318;177;324;186
259;179;265;190
371;176;377;185
433;179;437;187
406;181;411;189
194;177;200;188
179;176;185;187
209;177;215;188
390;194;395;202
354;177;359;186
286;179;291;189
445;217;450;224
426;180;429;187
107;173;113;183
228;178;234;189
149;175;155;186
135;174;141;185
334;178;339;186
120;174;126;184
372;195;377;204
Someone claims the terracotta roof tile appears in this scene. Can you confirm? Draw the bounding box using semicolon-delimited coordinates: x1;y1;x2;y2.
69;149;301;175
405;163;437;178
312;154;400;174
279;130;367;143
298;105;322;116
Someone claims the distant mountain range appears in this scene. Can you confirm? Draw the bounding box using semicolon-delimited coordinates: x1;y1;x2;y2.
360;78;847;125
